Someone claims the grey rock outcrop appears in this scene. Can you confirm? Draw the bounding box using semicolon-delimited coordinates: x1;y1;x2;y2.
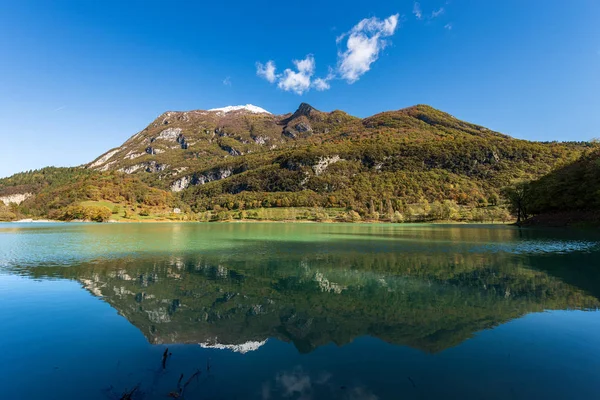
312;156;341;176
0;193;32;205
156;127;182;141
171;176;191;192
170;167;234;192
295;122;312;133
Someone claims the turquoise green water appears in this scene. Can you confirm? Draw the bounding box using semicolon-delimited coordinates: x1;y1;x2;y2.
1;222;600;399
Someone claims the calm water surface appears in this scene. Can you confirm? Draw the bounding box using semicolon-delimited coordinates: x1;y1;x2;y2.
1;222;600;399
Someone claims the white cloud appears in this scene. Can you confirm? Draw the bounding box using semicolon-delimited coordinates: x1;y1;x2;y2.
256;54;333;95
295;56;315;75
223;76;231;86
336;14;399;83
431;7;445;18
312;78;330;91
256;14;400;93
312;67;335;91
277;55;315;95
413;2;422;20
256;55;331;95
444;23;453;30
256;60;277;83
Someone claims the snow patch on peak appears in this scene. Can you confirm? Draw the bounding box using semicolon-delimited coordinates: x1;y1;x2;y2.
208;104;271;114
199;339;268;354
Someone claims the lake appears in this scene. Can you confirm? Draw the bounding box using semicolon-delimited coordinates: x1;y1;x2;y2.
1;222;600;399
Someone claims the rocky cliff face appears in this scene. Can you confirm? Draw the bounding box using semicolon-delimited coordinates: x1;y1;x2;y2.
0;193;32;205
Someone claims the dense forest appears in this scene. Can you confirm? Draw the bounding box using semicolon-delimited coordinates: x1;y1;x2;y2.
1;104;597;223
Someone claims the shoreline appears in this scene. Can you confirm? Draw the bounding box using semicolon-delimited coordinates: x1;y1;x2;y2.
4;218;514;225
7;217;598;229
520;211;600;228
12;218;62;223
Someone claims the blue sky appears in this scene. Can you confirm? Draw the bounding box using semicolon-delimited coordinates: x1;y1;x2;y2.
0;0;599;178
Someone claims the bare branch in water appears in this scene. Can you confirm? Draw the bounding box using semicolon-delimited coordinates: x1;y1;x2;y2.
182;369;201;395
167;373;185;398
119;383;140;400
162;348;169;369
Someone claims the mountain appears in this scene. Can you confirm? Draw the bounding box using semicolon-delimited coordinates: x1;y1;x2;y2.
0;103;595;221
86;102;512;186
87;102;362;191
86;103;588;210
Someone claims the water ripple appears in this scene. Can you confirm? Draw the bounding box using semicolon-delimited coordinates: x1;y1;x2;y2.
473;240;599;255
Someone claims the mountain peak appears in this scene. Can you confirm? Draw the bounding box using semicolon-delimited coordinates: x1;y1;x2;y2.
283;103;319;124
296;102;316;116
207;104;271;114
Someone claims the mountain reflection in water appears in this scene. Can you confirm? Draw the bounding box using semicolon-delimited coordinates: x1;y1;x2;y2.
17;225;600;354
3;223;600;399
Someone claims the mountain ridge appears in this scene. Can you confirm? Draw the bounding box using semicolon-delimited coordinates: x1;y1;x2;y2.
86;103;515;193
1;103;595;222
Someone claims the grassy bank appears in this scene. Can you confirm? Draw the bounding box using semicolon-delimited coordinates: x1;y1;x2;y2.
76;201;513;224
2;199;515;224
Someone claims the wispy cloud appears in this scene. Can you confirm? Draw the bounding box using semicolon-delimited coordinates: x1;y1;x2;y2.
336;14;399;83
312;77;331;91
52;106;66;112
414;3;447;21
413;2;423;20
256;60;277;83
223;76;232;86
444;23;453;30
431;7;445;18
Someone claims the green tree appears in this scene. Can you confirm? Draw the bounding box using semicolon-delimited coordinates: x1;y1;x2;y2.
501;182;531;224
89;206;112;222
344;210;362;222
391;211;405;223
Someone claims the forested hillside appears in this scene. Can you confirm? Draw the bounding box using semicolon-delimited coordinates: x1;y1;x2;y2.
0;168;173;221
1;104;595;222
